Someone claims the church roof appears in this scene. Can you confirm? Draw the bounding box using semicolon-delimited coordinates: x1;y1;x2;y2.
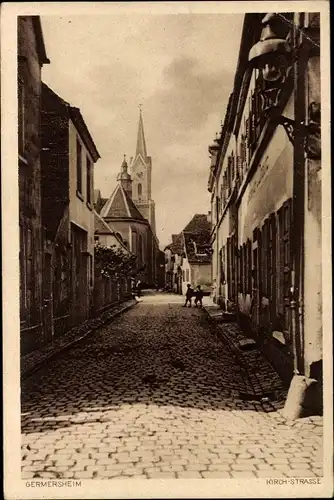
135;109;147;158
94;211;131;252
94;211;114;234
99;183;146;221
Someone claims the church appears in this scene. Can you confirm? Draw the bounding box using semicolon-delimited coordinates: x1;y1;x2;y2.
94;109;161;287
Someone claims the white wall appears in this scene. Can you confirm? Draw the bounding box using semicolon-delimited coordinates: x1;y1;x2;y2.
68;120;95;256
238;95;294;245
181;257;191;295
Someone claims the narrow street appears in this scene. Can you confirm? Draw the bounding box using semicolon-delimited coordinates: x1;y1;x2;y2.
21;293;323;480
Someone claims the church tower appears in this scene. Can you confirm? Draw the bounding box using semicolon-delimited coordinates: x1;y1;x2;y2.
130;108;156;234
116;155;132;198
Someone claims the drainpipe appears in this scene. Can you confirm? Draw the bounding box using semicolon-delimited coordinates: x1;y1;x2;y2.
283;13;321;419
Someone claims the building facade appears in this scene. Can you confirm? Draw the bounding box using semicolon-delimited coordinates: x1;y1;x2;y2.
18;16;50;355
165;214;212;296
41;83;100;337
209;13;321;417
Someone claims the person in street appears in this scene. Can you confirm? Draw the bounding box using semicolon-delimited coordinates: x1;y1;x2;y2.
183;283;193;307
136;279;142;297
194;284;204;308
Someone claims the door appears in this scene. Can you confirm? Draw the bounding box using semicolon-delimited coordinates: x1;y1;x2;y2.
43;252;53;342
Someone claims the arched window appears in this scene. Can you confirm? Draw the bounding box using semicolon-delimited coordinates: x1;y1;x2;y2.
138;183;142;198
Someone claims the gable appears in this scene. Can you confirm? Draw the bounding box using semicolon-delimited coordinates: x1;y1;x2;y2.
131;154;148;172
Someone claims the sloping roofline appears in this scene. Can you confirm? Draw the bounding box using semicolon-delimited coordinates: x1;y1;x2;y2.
31;16;50;65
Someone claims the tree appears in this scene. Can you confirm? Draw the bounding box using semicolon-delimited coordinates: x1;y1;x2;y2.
94;242;137;281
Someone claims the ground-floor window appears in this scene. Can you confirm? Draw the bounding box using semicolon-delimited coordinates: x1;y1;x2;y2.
235;198;292;338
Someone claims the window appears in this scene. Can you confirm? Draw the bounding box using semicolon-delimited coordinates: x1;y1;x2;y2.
186;269;190;282
261;219;269;297
216;196;221;220
243;243;247;294
267;215;276;304
248;74;267;155
247;239;252;294
138;183;142;198
226;237;231;295
231;235;236;299
76;138;82;194
86;156;92;204
182;270;185;282
240;246;244;294
278;200;292;335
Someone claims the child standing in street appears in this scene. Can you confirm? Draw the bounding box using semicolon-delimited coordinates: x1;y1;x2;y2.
183;284;193;307
194;285;204;308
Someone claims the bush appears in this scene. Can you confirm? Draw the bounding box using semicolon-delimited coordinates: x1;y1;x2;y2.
94;242;137;281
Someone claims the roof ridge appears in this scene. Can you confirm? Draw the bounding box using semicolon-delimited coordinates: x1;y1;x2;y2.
120;184;132;218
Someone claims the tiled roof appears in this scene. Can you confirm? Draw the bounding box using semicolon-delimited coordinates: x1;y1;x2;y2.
183;231;212;263
170;233;184;254
182;215;211;263
182;214;211;234
94;211;131;252
100;183;145;221
94;189;108;214
94;211;113;235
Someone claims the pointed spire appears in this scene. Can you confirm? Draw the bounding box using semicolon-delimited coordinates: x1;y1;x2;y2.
136;105;147;158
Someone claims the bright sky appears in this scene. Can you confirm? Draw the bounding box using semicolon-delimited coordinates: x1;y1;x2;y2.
41;13;244;248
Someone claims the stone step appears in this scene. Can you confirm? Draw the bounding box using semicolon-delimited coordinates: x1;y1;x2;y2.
206;309;237;322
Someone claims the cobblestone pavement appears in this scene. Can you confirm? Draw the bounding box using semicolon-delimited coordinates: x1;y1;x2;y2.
21;292;323;480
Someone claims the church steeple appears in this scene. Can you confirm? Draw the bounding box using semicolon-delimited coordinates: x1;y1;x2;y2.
135;106;147;158
130;107;156;235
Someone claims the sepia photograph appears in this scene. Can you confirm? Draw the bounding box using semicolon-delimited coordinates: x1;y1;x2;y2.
2;1;332;498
